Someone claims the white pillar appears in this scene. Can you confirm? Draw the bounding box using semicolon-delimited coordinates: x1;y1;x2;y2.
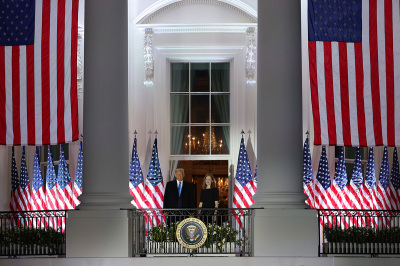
254;0;318;257
67;0;131;258
80;0;130;209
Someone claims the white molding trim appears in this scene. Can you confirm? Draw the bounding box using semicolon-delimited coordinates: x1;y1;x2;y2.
136;23;257;33
132;0;257;25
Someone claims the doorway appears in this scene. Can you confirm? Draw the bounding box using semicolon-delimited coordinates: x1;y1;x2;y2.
175;160;229;208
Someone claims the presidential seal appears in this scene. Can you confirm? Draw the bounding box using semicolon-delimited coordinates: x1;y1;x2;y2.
176;217;207;249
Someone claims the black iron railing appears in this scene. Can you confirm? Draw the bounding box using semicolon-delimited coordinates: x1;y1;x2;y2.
0;210;67;257
318;209;400;256
129;208;255;256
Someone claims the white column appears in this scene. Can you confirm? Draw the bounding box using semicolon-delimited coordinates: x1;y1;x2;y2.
254;0;318;257
79;0;130;209
67;0;131;258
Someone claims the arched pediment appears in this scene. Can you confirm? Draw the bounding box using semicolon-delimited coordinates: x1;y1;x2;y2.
134;0;257;24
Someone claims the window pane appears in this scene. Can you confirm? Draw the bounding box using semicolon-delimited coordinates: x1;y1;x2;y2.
190;126;209;155
211;94;230;123
211;126;230;154
191;63;209;92
191;95;209;123
211;63;229;92
171;126;189;155
170;95;189;123
171;63;189;92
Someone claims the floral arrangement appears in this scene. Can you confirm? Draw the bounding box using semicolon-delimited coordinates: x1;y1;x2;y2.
147;222;243;252
0;227;65;253
323;225;400;244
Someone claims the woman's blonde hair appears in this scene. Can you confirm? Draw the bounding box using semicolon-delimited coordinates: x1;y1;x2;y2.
202;173;216;189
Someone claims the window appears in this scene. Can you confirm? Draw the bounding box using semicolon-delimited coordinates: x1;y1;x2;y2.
170;62;230;155
335;146;368;182
39;144;70;176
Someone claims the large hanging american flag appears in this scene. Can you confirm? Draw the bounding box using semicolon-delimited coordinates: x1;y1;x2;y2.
303;138;315;208
0;0;80;146
308;0;400;146
129;136;147;209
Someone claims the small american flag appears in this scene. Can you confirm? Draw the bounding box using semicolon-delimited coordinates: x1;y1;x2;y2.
314;146;336;210
363;147;378;210
19;147;32;226
10;147;19;212
31;146;47;228
129;137;147;209
18;147;31;212
347;147;365;210
45;145;60;230
390;148;400;210
376;147;392;211
232;136;254;228
303;138;315;208
73;140;83;199
57;144;80;210
45;146;58;210
332;147;351;210
144;137;165;224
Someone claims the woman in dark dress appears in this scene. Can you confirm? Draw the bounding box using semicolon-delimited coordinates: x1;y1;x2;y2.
198;173;219;224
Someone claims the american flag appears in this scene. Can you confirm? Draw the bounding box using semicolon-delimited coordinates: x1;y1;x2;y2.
303;138;315;208
57;144;80;210
73;140;83;199
347;147;365;210
308;0;400;146
129;137;147;209
253;165;257;194
45;146;60;230
18;147;31;211
232;136;254;228
10;147;19;213
314;146;336;210
376;147;392;211
0;0;80;146
390;147;400;210
45;146;58;211
18;147;32;226
144;137;165;224
31;146;47;228
363;147;378;210
332;147;351;210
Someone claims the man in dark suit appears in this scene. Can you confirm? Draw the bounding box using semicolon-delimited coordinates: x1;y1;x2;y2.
163;168;195;224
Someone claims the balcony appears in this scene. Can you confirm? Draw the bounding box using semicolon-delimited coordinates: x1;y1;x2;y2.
318;209;400;257
129;208;255;257
0;210;66;257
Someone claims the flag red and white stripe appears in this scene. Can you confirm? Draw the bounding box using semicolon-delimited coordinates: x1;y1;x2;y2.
0;0;80;146
308;0;400;146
